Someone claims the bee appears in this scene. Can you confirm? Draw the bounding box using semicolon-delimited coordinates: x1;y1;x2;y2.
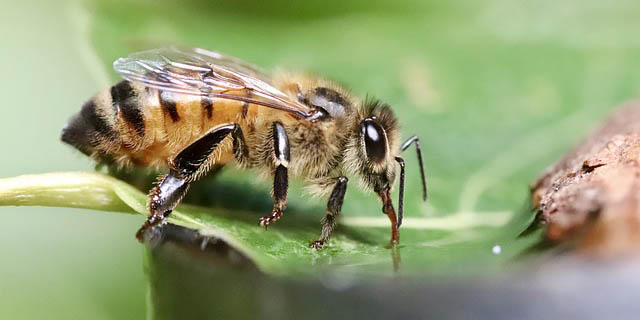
61;47;427;248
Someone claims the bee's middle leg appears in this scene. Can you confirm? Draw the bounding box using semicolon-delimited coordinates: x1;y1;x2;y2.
310;176;348;249
259;122;290;228
135;123;239;242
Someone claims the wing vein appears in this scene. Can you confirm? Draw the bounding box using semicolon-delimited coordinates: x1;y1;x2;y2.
113;47;314;119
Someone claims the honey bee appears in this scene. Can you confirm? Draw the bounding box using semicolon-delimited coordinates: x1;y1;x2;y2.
61;47;427;248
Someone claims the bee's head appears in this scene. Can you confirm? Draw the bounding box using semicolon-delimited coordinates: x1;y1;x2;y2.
344;99;403;224
344;98;427;231
346;99;399;191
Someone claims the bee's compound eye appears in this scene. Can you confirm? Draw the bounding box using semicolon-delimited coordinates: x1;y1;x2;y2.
361;119;387;163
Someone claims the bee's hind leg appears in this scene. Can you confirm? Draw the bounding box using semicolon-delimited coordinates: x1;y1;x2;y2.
135;123;239;242
310;176;348;249
259;122;290;228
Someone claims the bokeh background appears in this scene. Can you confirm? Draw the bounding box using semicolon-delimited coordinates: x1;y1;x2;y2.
1;1;145;319
2;0;640;319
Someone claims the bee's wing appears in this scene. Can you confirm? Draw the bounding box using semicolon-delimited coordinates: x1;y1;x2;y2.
113;47;314;119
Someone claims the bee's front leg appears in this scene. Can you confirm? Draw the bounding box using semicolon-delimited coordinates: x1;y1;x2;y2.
310;176;348;249
259;122;290;228
135;123;238;242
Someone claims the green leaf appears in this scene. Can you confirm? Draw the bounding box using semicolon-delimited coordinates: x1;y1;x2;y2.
5;0;638;279
8;0;640;277
0;172;538;276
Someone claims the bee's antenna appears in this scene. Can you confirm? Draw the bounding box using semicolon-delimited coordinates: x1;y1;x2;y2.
401;135;427;202
395;157;405;228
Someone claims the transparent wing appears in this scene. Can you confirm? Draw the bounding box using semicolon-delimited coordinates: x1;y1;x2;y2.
113;47;314;119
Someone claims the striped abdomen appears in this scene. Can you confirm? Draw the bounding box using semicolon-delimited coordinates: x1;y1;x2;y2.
61;80;259;168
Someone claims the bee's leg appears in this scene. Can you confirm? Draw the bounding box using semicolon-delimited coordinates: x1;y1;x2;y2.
231;122;249;167
309;176;348;249
135;123;237;242
259;122;290;228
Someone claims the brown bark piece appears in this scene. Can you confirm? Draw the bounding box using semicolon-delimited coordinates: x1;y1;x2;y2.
532;100;640;255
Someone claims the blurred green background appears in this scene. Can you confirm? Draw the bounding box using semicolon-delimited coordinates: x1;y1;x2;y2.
2;0;640;318
0;1;145;319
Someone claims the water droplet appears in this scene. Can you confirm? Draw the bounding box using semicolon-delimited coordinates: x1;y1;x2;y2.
492;245;502;255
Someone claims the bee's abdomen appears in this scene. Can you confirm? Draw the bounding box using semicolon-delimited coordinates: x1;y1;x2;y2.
62;80;259;167
61;99;112;155
61;80;148;161
111;80;145;137
61;83;125;156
